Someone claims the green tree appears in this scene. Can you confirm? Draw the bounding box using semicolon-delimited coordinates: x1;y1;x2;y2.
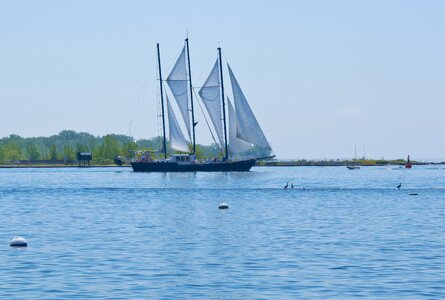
76;143;89;153
26;142;40;161
195;144;205;160
0;146;5;163
49;144;58;160
64;145;76;162
95;135;121;163
58;130;77;141
4;142;22;162
137;136;163;150
122;140;137;157
8;134;22;140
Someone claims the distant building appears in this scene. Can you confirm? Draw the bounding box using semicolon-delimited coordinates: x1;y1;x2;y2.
77;152;92;167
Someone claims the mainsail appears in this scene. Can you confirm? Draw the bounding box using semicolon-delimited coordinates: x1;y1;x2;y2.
227;64;272;151
166;96;190;153
198;61;225;148
166;46;191;139
228;98;252;155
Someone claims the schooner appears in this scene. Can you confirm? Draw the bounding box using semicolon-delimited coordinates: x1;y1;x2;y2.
131;39;273;172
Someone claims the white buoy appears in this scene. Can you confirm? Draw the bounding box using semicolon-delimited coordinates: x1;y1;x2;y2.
10;236;27;247
218;203;229;210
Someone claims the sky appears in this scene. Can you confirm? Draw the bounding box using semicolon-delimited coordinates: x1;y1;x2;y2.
1;0;444;160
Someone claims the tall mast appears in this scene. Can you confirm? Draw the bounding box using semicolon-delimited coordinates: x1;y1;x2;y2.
185;38;196;154
157;43;167;159
218;47;229;161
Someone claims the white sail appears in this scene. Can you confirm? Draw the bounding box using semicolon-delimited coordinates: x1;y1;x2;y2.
166;46;191;139
228;98;252;155
167;96;190;153
198;60;225;147
228;64;272;151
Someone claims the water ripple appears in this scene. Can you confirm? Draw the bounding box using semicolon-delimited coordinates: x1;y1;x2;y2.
0;166;444;298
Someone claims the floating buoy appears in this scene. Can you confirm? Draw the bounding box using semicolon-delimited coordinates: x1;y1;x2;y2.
405;155;413;168
10;236;27;247
409;193;418;196
218;203;229;210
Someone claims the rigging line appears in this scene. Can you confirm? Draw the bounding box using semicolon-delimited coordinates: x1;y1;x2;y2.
220;48;232;92
221;47;238;69
164;39;189;75
158;81;170;142
156;69;165;142
221;47;230;62
192;88;219;147
126;48;157;136
215;48;232;104
156;91;162;140
165;85;192;145
195;52;217;84
220;56;239;108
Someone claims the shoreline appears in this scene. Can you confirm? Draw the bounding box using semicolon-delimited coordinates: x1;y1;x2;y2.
1;162;444;169
0;164;124;168
255;161;445;167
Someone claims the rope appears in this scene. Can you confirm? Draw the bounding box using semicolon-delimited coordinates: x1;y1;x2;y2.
126;48;157;136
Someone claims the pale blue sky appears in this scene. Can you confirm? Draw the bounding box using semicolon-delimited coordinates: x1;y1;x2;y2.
1;0;444;159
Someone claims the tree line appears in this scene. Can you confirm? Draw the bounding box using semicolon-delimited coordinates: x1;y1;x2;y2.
0;130;136;164
0;130;245;165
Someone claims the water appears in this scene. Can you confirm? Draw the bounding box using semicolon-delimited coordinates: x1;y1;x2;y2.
0;166;444;299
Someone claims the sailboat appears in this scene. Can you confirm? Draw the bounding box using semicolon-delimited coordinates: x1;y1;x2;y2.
347;145;360;169
131;39;274;172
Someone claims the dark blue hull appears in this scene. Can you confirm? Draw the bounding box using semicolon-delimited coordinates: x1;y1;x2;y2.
131;159;256;172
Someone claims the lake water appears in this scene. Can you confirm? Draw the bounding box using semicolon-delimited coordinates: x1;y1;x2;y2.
0;166;444;299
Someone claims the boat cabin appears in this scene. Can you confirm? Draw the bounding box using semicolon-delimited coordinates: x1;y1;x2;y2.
169;154;196;164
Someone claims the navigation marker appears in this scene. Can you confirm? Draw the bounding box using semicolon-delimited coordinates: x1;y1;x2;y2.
10;236;27;247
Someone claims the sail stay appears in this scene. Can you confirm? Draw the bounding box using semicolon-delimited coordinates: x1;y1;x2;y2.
198;61;225;148
166;46;191;140
166;96;190;153
227;64;272;151
228;98;252;155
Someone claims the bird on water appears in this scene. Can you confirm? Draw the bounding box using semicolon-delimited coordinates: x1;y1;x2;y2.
397;183;402;189
284;182;289;189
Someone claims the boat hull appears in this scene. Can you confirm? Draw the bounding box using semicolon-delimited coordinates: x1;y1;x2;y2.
347;166;360;170
131;159;256;172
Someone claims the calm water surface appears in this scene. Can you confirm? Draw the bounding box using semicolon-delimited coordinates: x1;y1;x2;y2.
0;166;444;299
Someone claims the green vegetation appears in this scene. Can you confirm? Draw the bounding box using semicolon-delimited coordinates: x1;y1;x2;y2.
255;158;428;167
0;130;230;165
1;130;427;167
0;131;145;165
